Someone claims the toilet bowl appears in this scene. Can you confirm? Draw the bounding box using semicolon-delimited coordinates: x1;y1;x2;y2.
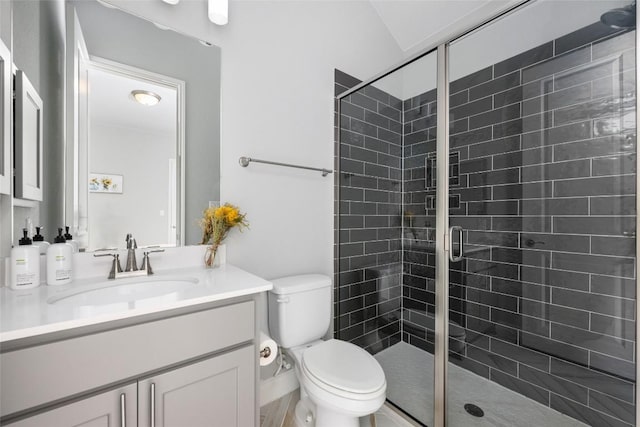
268;275;387;427
288;340;386;427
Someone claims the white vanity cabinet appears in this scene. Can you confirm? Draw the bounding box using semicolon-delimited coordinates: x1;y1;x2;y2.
0;298;258;427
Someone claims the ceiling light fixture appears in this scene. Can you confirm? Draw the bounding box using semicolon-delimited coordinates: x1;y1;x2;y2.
208;0;228;26
162;0;180;5
130;90;162;107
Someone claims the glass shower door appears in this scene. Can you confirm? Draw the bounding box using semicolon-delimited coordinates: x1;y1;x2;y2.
446;1;637;426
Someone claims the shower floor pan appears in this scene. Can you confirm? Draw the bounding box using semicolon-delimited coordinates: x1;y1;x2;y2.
375;342;588;427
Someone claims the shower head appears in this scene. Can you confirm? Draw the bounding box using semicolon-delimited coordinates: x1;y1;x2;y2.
600;2;636;29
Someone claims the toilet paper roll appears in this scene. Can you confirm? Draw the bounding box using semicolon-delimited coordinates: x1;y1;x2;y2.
259;332;278;366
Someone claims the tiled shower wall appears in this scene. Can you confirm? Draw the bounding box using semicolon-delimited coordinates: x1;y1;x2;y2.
334;70;403;353
336;20;636;427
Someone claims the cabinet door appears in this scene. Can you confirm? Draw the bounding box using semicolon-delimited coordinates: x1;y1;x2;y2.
5;383;136;427
139;345;255;427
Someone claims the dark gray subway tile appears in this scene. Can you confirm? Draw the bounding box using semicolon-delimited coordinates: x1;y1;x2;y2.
467;288;518;311
551;323;633;361
493;146;552;169
553;175;635;197
520;332;588;366
550;358;635;403
554;97;623;127
522;120;591;149
339;215;364;229
490;369;550;406
405;129;430;145
469;168;520;187
590;196;636;215
591;313;635;341
523;78;554;100
349;118;378;137
492;247;550;268
520;266;589;291
494;42;554;77
450;117;468;134
339;243;364;258
552;252;635;278
469;135;521;158
466;259;519;280
349;92;378;111
468;200;519;216
470;71;521;101
349;228;377;242
364;136;390;153
467;316;518;343
491;338;550;372
341;101;365;120
519;365;588;405
591;275;636;299
459;157;492;174
335;69;361;88
494;309;551;337
554;22;621;55
521;159;590;182
341;157;367;175
589;389;635;425
350;202;376;215
467;345;517;375
554;58;617;91
554;216;635;236
552;288;635;319
493;118;524;139
378;128;401;145
522;46;591;83
590;352;636;382
592;30;636;60
520;233;589;253
554;134;630;161
458;187;492;201
450;126;493;148
340;129;365;147
492;216;551;233
378;104;401;122
550;394;631;427
450;96;493;120
365;110;390;129
592;155;636;177
467;230;518;247
469;103;521;130
341;173;377;189
591;236;635;257
493;277;549;300
340;186;364;201
520;299;589;330
492;182;552;200
494;85;524;108
348;146;378;163
364;163;389;179
450;215;492;230
450;66;493;94
450;89;469;108
363;85;390;105
519;198;589;215
592;69;636;101
522;82;592;116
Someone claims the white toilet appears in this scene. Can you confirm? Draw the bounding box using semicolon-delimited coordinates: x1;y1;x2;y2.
268;274;386;427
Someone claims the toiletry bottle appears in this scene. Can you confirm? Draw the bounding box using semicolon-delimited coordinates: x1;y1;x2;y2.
32;226;50;255
10;229;41;290
47;228;73;286
64;226;79;252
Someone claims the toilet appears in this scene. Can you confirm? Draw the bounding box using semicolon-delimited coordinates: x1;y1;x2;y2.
268;274;386;427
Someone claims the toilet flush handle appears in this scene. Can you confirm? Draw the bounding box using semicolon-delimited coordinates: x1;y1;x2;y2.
276;296;290;304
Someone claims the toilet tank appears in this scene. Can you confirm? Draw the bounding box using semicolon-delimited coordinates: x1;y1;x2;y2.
268;274;331;348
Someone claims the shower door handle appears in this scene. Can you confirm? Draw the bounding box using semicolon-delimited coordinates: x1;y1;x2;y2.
448;226;464;262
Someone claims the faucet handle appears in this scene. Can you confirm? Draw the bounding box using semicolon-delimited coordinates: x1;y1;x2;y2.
93;252;123;279
141;249;164;275
125;233;135;249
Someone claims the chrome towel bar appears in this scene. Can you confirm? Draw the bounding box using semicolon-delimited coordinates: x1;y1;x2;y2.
238;156;332;177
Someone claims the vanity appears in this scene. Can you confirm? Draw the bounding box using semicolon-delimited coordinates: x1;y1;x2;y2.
0;250;272;427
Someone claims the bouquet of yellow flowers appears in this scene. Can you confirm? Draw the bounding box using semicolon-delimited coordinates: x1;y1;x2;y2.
200;203;248;267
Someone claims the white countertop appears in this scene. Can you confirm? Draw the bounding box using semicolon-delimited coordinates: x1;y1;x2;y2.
0;264;272;343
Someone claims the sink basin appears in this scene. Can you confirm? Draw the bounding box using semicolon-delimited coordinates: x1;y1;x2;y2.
48;277;199;307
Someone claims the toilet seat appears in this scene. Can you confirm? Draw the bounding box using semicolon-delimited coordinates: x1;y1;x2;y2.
301;339;386;400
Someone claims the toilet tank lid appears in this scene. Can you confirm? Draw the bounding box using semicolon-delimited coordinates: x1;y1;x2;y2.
270;274;331;295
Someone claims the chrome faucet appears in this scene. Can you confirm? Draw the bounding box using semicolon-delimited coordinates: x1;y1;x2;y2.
125;233;138;272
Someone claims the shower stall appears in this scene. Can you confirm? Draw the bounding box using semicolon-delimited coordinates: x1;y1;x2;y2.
334;1;637;426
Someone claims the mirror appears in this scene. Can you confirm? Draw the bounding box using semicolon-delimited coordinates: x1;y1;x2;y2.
11;0;221;251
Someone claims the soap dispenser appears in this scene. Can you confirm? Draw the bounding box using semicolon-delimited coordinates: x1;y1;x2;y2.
10;229;41;290
32;226;50;255
63;226;79;252
46;228;73;286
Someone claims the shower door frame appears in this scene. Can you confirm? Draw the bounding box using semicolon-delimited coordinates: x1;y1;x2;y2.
335;1;639;425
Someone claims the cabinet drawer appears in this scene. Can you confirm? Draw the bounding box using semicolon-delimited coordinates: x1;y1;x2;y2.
1;300;254;418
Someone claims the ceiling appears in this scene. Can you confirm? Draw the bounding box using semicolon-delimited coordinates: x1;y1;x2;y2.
88;67;177;134
369;0;513;53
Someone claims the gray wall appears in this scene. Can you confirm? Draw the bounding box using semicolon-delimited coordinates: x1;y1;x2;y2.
73;0;221;245
12;0;66;243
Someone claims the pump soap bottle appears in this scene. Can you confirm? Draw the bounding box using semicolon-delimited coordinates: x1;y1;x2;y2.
10;229;41;290
32;226;50;255
47;228;73;286
64;226;79;252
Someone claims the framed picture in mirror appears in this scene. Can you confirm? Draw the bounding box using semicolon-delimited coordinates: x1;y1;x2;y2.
14;69;44;201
